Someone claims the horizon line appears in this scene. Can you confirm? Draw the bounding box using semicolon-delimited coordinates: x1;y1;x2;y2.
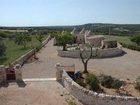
1;23;140;27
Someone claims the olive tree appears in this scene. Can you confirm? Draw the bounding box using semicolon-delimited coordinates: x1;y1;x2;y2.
0;37;6;57
79;44;98;73
36;34;44;43
55;31;74;51
15;34;32;48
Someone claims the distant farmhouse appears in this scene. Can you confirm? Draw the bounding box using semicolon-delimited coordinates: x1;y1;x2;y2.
71;28;110;48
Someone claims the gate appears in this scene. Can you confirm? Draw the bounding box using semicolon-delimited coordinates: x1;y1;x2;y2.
6;67;16;81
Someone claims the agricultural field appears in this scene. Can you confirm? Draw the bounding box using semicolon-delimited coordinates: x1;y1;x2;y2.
0;35;47;65
0;29;28;33
104;35;138;45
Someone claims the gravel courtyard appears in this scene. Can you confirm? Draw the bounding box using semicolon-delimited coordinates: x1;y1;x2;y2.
22;39;140;81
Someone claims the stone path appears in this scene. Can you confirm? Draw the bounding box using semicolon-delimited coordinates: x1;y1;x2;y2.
23;78;56;82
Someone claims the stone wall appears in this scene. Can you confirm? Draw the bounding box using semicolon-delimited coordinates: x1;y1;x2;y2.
12;35;51;66
0;35;51;83
0;64;22;83
56;64;140;105
57;47;123;58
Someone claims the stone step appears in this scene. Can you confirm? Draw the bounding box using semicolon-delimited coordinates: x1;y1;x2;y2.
23;78;56;82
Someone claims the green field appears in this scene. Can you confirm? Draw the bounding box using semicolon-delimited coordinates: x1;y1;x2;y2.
104;35;136;45
0;35;47;65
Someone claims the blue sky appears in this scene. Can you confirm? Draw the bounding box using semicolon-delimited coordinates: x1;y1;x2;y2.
0;0;140;26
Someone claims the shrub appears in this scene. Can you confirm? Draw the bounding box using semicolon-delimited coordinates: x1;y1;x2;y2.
135;76;140;91
131;35;140;45
111;79;124;89
99;75;113;88
75;79;86;87
85;74;100;91
120;42;140;51
99;75;124;89
0;32;7;38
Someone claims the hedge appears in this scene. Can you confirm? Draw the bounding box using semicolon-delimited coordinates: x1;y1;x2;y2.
119;42;140;51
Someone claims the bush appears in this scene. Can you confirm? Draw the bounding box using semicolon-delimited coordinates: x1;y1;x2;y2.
99;75;124;89
99;75;113;88
131;35;140;45
120;42;140;51
111;79;124;89
86;74;100;91
0;32;7;38
75;79;86;87
135;76;140;91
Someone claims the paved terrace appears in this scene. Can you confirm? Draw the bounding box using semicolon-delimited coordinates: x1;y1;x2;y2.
22;39;140;81
0;81;82;105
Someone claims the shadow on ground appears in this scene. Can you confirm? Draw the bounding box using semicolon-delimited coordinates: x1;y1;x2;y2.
0;80;26;88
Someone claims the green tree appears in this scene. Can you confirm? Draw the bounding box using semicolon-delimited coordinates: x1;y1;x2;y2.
131;35;140;45
0;31;7;38
36;34;44;43
14;34;32;48
0;37;6;57
79;44;98;73
55;31;74;51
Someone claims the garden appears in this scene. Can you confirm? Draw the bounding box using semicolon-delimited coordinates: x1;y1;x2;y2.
75;72;140;97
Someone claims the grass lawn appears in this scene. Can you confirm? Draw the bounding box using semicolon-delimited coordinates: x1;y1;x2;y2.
0;35;47;65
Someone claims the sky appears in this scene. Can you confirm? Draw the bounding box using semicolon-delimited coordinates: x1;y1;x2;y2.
0;0;140;26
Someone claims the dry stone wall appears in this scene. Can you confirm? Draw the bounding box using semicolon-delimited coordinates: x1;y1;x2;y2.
56;64;140;105
12;35;51;66
0;35;51;83
0;64;22;83
57;47;123;58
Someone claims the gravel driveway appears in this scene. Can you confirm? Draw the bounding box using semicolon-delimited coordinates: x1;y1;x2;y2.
22;39;140;81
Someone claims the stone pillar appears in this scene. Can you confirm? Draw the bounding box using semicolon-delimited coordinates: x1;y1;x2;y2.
55;63;63;83
14;64;22;81
0;65;6;83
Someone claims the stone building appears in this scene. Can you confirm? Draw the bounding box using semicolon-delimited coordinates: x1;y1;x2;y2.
71;28;105;47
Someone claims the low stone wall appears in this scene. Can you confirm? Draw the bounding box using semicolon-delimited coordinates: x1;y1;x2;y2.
0;64;22;83
56;63;140;105
57;47;123;58
12;35;51;66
